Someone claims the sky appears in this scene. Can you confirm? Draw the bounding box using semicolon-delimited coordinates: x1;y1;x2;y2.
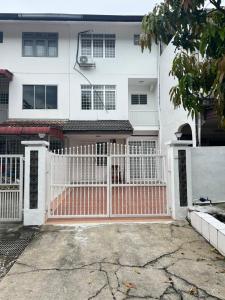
0;0;159;15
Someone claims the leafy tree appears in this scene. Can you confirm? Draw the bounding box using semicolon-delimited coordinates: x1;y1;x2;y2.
141;0;225;125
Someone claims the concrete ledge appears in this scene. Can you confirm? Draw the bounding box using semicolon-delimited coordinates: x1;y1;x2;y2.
190;211;225;255
21;140;49;147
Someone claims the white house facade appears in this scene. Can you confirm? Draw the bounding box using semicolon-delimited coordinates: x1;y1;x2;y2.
1;14;225;224
0;13;160;155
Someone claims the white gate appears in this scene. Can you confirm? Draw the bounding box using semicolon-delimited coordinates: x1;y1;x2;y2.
0;155;23;222
48;144;167;218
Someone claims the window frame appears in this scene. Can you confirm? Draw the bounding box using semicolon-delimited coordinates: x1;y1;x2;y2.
81;85;116;111
131;94;148;105
0;32;3;43
80;34;116;58
22;84;58;110
22;32;58;57
133;34;140;45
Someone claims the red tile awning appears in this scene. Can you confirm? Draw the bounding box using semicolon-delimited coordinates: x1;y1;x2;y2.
0;69;13;81
0;126;64;140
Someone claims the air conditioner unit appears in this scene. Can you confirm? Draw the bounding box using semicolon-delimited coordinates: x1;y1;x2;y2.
79;56;96;68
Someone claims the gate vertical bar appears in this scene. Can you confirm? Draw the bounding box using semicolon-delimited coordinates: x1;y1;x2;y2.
19;156;23;221
107;149;111;217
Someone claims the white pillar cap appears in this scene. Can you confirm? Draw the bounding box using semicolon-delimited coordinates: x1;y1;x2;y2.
165;140;193;147
21;140;49;147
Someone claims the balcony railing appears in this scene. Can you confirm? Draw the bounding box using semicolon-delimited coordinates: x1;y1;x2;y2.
129;110;159;127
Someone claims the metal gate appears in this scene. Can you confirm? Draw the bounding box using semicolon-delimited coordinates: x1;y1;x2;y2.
48;144;168;218
0;155;23;222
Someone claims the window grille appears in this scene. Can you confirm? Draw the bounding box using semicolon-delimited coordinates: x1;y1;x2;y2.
81;34;115;58
0;79;9;104
81;85;116;110
131;94;147;105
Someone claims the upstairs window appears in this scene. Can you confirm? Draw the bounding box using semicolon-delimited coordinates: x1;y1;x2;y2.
134;34;140;45
81;34;115;58
23;85;57;109
81;85;116;110
131;94;147;105
22;32;58;57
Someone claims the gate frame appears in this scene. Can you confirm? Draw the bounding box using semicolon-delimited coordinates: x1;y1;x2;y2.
47;143;168;219
0;154;24;222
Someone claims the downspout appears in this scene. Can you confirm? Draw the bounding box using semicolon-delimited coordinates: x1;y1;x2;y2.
195;112;202;146
157;42;161;152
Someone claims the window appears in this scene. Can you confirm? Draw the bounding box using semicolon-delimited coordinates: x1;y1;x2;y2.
22;33;58;57
23;85;57;109
0;32;3;43
81;34;115;58
0;79;9;104
129;140;158;180
134;34;140;45
81;85;116;110
131;94;147;105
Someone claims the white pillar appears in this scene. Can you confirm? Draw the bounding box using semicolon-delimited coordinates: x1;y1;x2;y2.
166;140;193;220
22;141;49;226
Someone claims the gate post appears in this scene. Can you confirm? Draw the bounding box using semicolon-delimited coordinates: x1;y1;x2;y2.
166;140;193;220
22;141;49;226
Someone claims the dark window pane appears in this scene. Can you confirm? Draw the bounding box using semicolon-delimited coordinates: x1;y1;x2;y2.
23;85;34;109
93;39;103;57
140;94;147;105
46;86;57;109
0;32;3;43
22;32;58;57
23;40;34;56
35;85;45;109
131;94;139;105
134;34;140;45
93;90;104;110
48;40;57;57
105;39;115;58
36;40;46;56
81;91;92;110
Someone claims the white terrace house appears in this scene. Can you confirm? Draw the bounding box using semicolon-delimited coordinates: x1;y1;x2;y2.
1;13;225;224
0;13;160;155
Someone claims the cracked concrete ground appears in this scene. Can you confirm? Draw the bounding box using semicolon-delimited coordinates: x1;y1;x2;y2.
0;221;225;300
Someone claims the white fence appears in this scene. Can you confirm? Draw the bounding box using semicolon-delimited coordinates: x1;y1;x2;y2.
0;155;23;222
48;143;167;218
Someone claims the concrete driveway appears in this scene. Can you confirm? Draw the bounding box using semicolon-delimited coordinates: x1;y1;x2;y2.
1;221;225;300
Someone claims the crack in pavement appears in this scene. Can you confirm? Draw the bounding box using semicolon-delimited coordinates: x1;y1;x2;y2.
87;283;108;300
2;224;225;300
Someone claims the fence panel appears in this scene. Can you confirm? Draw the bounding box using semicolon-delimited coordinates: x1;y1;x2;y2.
0;155;23;222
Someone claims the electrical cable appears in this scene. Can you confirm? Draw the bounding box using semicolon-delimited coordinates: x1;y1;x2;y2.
73;30;108;112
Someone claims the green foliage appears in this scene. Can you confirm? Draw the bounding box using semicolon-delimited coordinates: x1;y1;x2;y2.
141;0;225;125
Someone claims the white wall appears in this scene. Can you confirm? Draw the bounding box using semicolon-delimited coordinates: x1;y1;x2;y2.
0;21;158;122
128;83;159;129
191;147;225;203
159;41;196;154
